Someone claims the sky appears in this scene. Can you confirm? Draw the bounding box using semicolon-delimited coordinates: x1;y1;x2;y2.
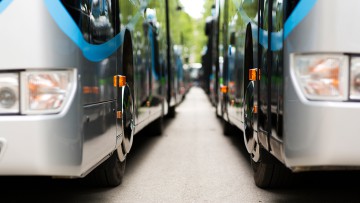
179;0;205;19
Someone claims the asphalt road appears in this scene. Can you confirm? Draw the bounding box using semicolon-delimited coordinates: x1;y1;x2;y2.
2;87;360;202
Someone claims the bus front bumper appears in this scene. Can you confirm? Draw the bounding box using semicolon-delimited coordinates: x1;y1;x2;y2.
284;99;360;172
0;105;83;177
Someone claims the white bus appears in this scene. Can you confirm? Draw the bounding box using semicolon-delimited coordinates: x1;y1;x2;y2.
213;0;360;188
0;0;184;187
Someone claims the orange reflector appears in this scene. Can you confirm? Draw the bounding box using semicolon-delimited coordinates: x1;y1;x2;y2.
253;105;258;113
114;75;126;87
117;111;122;119
258;69;261;80
92;86;99;94
220;85;228;94
113;75;118;87
249;69;257;81
83;86;91;94
119;75;126;87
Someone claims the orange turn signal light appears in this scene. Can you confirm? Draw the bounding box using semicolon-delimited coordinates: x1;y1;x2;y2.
113;75;127;87
119;75;126;87
220;85;228;94
249;68;260;81
117;111;122;119
253;105;258;114
92;86;99;94
113;75;118;87
83;86;91;94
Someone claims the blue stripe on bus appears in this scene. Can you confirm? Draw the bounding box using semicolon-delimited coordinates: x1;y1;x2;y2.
236;0;317;51
0;0;146;61
44;0;124;62
149;27;159;81
0;0;12;14
284;0;318;39
258;29;283;51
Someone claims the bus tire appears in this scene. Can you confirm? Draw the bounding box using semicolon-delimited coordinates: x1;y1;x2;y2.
149;115;164;136
223;120;233;136
86;152;126;187
167;106;176;118
251;147;292;188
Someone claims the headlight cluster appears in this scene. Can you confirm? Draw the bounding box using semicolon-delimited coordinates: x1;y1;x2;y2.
0;70;75;115
292;54;360;101
292;54;349;101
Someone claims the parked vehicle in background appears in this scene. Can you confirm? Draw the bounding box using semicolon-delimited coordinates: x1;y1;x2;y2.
203;4;220;108
164;0;190;118
211;0;360;188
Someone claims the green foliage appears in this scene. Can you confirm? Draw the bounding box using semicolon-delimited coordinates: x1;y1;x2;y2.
118;0;215;63
167;0;219;63
168;0;193;61
202;0;215;18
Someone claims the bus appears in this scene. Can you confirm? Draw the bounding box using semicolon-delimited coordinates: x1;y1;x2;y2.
203;4;221;108
213;0;360;188
165;0;190;118
0;0;182;187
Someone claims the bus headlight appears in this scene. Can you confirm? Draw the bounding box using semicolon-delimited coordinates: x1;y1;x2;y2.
292;54;349;101
21;70;75;114
0;73;19;114
350;58;360;100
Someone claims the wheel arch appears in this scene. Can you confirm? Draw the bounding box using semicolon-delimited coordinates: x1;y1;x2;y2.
122;29;135;94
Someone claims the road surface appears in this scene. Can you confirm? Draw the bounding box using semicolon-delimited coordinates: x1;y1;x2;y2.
1;87;360;203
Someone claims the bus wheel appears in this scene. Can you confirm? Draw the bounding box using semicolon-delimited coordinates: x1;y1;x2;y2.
244;81;260;162
151;98;167;136
167;105;176;118
86;85;134;187
251;147;293;188
121;84;135;154
149;115;164;136
85;151;126;187
223;120;234;136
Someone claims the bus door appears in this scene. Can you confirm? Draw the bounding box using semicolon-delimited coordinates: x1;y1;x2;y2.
83;0;118;164
268;0;284;152
148;2;167;118
224;0;241;128
148;16;163;118
258;0;283;151
242;0;260;160
133;16;151;125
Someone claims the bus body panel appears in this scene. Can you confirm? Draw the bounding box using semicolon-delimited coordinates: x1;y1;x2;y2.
0;91;83;176
283;0;360;169
0;0;81;69
147;0;168;122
